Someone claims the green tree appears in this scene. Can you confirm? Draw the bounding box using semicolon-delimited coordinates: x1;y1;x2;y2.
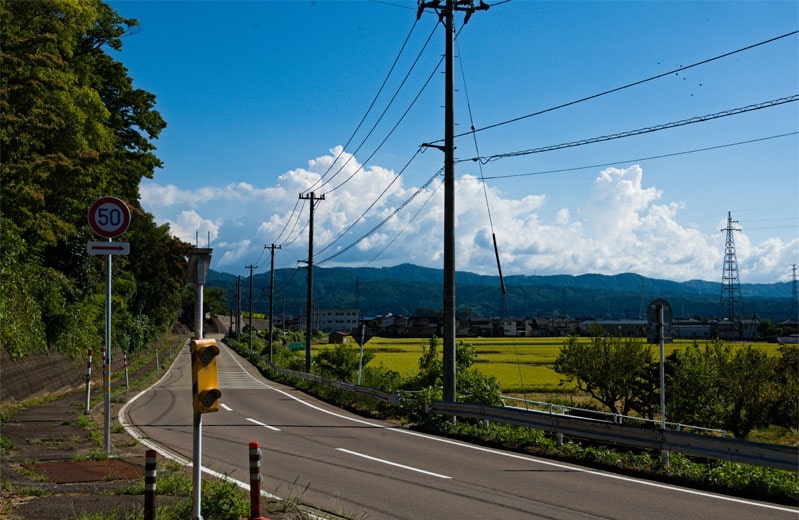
315;343;374;382
554;333;653;415
668;340;782;438
1;1;181;359
773;345;799;430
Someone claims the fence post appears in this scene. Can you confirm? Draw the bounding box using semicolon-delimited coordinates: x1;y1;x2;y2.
248;441;269;520
84;348;93;414
144;449;157;520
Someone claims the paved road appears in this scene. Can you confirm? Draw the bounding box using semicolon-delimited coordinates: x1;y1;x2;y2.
123;340;799;520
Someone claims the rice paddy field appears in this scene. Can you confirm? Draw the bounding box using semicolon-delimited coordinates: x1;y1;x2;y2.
322;337;784;395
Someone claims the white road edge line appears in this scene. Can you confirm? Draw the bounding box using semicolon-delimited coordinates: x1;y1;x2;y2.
268;385;799;514
336;448;451;479
120;341;797;516
246;417;281;431
118;342;283;503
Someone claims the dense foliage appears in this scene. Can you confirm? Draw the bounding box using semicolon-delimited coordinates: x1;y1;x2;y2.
1;0;190;359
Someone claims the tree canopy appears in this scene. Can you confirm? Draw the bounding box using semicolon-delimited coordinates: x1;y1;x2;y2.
1;0;190;359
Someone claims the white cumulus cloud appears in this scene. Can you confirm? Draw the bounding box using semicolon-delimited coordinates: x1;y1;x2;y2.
140;149;794;283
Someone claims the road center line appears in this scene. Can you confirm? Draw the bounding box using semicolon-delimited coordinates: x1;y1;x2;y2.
220;403;233;412
336;448;451;479
246;417;281;431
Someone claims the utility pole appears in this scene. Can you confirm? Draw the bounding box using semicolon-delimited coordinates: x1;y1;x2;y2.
236;275;242;341
266;244;281;363
245;264;257;352
418;0;488;403
299;191;324;372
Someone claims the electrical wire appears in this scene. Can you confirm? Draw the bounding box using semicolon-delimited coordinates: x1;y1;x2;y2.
318;166;444;264
473;96;798;164
425;30;799;143
312;23;439;194
366;176;445;265
457;38;508;297
303;18;424;194
281;198;310;247
459;132;798;181
316;148;423;257
272;197;302;245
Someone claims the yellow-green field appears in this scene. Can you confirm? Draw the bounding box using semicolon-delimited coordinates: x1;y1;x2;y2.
318;337;784;394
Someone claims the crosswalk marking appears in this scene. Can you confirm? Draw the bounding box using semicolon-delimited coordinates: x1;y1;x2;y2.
217;367;272;390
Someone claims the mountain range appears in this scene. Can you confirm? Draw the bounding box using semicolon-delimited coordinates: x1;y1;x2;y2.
206;264;796;321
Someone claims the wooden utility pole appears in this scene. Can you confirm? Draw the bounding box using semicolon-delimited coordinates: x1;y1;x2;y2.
299;191;324;372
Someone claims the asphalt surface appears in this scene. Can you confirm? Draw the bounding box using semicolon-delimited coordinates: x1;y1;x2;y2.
123;340;799;520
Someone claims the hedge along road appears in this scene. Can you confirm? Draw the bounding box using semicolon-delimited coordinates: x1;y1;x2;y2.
121;340;798;520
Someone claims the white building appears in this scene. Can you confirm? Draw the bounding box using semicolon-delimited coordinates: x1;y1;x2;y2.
316;309;361;333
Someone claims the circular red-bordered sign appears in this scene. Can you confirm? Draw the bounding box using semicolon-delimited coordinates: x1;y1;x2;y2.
88;196;131;238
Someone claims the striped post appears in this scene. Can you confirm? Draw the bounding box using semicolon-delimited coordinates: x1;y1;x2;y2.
101;346;107;394
84;348;93;414
123;352;129;389
144;449;157;520
248;441;269;520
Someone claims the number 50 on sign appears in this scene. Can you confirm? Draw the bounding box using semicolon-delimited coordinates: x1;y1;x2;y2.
88;196;131;238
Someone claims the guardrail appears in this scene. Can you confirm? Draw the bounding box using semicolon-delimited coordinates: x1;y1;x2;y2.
267;365;400;406
501;396;727;436
431;401;799;472
236;345;797;473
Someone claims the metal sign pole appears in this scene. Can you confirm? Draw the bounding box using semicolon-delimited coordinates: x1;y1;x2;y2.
104;239;112;455
192;278;204;520
86;196;131;458
188;248;212;520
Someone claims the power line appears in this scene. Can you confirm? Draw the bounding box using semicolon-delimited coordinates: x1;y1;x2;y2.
366;176;444;266
429;30;799;143
473;96;798;164
458;132;797;181
318;166;444;264
319;32;444;196
304;18;425;194
315;148;423;257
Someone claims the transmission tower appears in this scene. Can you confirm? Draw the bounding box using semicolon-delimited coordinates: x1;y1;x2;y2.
718;211;743;320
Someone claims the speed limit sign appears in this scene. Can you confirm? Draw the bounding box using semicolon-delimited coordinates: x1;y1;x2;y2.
88;196;131;238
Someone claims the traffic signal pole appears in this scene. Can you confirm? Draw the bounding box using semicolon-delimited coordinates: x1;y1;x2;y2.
192;286;204;520
187;248;214;520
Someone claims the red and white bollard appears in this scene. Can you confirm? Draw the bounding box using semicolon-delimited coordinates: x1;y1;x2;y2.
84;348;93;414
247;441;269;520
144;449;157;520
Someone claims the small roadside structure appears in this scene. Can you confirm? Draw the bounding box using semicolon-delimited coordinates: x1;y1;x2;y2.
328;331;349;344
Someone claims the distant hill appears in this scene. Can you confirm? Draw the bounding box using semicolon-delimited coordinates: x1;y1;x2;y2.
207;263;795;321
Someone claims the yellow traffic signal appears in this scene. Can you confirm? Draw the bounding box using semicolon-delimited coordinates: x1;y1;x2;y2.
191;339;221;414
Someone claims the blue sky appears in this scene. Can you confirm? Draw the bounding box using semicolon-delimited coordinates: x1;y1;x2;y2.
108;0;798;283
